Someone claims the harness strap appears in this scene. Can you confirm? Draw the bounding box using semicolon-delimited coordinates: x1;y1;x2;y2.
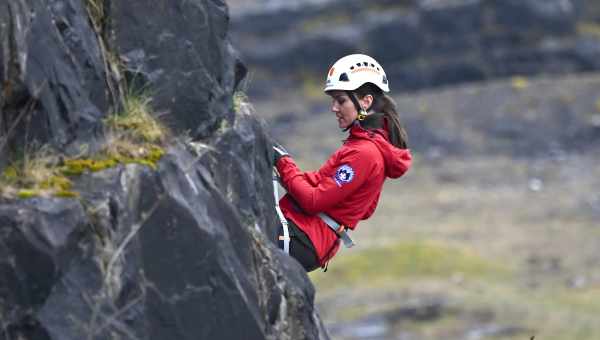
318;213;355;248
273;176;290;254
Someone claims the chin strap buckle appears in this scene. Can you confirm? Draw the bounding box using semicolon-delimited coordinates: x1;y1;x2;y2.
347;90;368;122
357;110;367;121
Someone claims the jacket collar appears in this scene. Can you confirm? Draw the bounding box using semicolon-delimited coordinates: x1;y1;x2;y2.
359;112;385;130
347;113;388;141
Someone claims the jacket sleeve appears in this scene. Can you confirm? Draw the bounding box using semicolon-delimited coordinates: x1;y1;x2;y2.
276;147;372;215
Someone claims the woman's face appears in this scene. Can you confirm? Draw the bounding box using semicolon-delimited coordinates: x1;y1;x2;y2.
328;91;358;129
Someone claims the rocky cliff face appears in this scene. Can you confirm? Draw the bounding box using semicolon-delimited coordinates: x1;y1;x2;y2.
0;0;328;339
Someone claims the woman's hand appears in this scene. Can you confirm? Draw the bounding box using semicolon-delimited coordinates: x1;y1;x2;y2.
273;142;290;165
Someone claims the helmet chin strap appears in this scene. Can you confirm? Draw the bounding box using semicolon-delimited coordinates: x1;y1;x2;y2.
346;90;368;121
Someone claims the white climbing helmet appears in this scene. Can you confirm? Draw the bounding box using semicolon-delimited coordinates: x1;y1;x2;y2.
324;54;390;93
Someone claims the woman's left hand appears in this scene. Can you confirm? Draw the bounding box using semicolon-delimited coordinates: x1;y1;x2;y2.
273;142;290;165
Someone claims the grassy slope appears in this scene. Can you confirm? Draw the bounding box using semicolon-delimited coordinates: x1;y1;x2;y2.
309;155;600;339
258;73;600;339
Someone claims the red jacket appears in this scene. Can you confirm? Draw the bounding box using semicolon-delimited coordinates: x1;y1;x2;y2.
276;119;412;267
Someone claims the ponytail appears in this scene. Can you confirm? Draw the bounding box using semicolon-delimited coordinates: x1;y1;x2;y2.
354;84;408;149
379;95;408;149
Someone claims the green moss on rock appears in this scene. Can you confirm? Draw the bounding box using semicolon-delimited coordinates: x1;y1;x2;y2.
2;93;167;200
61;158;119;175
2;166;18;182
17;189;39;199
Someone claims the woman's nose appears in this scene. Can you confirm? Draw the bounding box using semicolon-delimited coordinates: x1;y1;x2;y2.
331;101;339;112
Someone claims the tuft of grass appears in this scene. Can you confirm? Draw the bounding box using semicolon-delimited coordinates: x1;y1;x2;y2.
91;93;168;171
101;138;164;168
1;93;167;200
311;240;511;290
0;146;75;199
233;91;249;114
85;0;106;38
85;0;105;31
104;95;167;144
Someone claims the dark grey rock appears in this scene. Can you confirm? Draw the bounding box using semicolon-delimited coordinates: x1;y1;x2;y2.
0;0;114;158
239;28;360;74
429;59;487;86
574;37;600;71
231;0;600;94
108;0;244;140
0;0;329;339
196;112;279;239
492;0;578;35
0;199;90;338
1;137;329;339
419;0;483;37
367;14;423;63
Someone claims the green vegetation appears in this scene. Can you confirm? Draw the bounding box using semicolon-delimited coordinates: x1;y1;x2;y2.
104;95;167;143
311;240;511;291
61;143;164;176
466;284;600;340
233;91;249;114
0;147;78;199
311;238;600;339
0;93;167;199
97;93;168;172
85;0;105;32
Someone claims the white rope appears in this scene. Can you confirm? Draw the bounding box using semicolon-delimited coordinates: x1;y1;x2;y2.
273;174;290;254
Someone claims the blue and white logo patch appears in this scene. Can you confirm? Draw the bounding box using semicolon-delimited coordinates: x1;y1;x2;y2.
334;164;355;186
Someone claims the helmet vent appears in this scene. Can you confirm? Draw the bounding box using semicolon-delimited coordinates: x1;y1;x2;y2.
339;73;350;82
382;75;388;84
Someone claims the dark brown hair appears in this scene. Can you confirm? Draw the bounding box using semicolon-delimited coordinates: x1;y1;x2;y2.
354;83;408;149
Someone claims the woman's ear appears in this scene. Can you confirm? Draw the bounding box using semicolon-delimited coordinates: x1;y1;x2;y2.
360;94;374;111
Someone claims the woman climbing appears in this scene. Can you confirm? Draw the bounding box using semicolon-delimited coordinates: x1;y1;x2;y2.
274;54;412;272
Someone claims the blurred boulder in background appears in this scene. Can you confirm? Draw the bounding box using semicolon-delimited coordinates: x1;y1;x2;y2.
230;0;599;94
